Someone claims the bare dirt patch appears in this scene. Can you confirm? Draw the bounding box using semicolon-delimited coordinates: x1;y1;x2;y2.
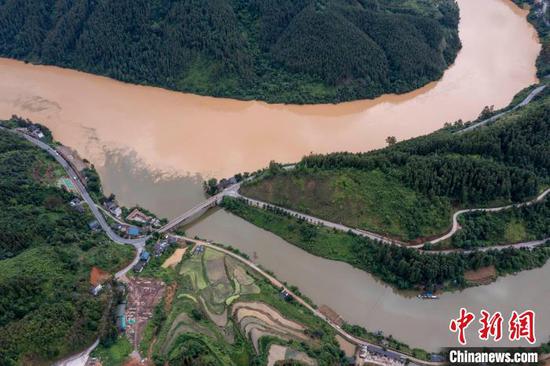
267;345;288;366
90;266;111;286
319;305;343;327
164;283;177;313
162;247;187;269
335;335;356;358
126;278;165;348
464;265;497;285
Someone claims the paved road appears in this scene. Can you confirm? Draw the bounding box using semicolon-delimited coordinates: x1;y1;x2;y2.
179;236;443;366
429;188;550;246
457;84;547;134
229;191;402;245
0;126;144;366
1;127;147;248
232;188;550;252
52;340;99;366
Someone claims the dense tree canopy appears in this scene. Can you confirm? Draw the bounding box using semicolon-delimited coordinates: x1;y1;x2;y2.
0;127;133;365
0;0;460;103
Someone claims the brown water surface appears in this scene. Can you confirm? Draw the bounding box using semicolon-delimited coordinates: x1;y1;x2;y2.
0;0;540;212
0;0;545;352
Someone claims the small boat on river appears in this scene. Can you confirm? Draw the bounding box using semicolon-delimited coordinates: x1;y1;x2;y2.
418;291;439;300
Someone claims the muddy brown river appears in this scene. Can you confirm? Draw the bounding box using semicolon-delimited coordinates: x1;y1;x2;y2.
0;0;546;352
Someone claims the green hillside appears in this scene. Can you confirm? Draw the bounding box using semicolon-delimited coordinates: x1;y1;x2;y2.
0;127;133;365
0;0;460;103
241;90;550;241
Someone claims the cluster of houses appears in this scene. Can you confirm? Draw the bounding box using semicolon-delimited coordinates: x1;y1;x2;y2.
132;251;151;273
359;345;406;365
24;125;45;139
103;199;164;238
154;235;178;256
133;236;178;273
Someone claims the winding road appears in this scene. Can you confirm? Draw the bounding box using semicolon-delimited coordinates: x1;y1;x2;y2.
1;76;547;365
0;126;146;366
231;188;550;252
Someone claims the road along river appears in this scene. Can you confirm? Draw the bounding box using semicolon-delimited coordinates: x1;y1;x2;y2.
0;0;546;353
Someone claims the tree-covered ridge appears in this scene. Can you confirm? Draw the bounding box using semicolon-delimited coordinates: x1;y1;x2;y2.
0;0;460;103
241;93;550;241
0;128;133;365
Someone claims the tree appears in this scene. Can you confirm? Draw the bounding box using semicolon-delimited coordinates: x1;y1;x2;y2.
385;136;397;146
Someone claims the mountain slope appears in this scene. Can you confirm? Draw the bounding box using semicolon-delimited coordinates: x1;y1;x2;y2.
0;0;460;103
241;90;550;241
0;126;133;365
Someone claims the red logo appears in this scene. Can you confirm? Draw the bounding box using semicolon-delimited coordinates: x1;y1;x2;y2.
479;310;503;341
450;308;536;345
508;310;536;344
449;307;476;345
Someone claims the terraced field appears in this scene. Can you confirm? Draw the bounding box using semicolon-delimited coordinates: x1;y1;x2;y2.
142;245;344;365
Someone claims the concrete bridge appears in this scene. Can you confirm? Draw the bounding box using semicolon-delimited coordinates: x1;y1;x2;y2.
157;183;240;233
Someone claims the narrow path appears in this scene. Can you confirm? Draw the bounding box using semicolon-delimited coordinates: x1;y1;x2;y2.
178;236;444;366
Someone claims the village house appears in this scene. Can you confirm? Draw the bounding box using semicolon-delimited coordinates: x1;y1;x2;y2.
132;261;146;273
104;200;122;218
126;208;153;224
153;241;169;257
127;226;140;237
69;198;85;213
116;303;127;331
88;220;100;231
28;125;45;139
91;284;103;296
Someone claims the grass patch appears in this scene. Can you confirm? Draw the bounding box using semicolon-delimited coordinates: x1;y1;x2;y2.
241;169;451;241
91;336;132;366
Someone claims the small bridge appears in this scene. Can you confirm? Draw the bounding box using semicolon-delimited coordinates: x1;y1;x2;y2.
158;184;240;233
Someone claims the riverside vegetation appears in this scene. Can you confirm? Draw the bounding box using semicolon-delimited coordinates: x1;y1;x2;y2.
221;197;550;291
241;90;550;242
232;89;550;290
0;126;134;365
0;0;460;104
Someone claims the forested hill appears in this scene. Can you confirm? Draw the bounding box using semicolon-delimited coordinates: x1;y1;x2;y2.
0;0;460;103
241;91;550;241
0;127;133;364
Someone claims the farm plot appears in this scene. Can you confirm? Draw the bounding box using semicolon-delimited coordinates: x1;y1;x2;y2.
149;245;337;366
267;344;317;366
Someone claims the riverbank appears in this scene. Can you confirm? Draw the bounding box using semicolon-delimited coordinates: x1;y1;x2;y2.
0;127;135;365
0;0;461;104
221;196;550;291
